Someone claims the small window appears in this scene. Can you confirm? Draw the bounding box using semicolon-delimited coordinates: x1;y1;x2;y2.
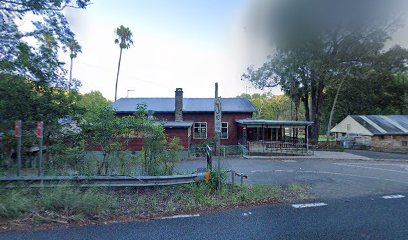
193;122;207;139
402;141;408;147
221;122;228;139
346;124;351;131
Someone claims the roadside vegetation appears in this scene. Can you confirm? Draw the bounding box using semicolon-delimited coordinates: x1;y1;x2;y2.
0;180;311;232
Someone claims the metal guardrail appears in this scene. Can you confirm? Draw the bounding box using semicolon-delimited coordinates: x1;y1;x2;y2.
0;173;206;188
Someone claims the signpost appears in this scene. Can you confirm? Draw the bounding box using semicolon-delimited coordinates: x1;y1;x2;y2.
36;121;44;177
14;120;22;176
214;83;222;193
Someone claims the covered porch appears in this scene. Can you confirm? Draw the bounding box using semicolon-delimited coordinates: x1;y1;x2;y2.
236;119;314;156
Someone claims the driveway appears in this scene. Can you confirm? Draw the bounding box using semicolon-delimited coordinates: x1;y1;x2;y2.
176;155;408;199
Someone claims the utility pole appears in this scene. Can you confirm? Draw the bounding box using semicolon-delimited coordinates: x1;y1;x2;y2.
214;83;222;193
15;120;22;176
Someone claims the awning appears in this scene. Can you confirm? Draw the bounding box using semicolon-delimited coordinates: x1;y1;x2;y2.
236;119;313;127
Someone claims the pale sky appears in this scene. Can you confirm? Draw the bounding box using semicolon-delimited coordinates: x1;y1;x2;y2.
60;0;277;101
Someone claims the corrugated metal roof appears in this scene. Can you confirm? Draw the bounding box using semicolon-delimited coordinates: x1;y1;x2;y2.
351;115;408;135
112;98;257;113
162;121;193;128
236;119;314;126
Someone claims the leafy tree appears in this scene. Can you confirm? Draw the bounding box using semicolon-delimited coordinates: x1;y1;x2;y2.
0;0;89;164
242;0;408;141
77;91;111;122
114;25;134;101
239;93;301;120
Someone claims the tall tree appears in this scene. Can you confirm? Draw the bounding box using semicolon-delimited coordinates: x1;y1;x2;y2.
242;0;407;142
114;25;133;101
67;39;82;92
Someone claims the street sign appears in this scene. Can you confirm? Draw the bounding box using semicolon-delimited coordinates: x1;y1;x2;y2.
14;120;22;137
36;121;43;138
214;97;222;133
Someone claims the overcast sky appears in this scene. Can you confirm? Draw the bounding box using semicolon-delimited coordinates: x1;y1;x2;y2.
59;0;277;101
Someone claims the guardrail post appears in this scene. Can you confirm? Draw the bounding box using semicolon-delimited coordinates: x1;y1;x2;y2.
231;171;235;186
240;175;244;186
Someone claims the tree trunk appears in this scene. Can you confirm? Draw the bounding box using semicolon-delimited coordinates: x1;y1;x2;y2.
68;57;73;92
114;48;123;101
302;94;310;121
293;95;300;121
310;78;318;143
314;78;325;143
326;77;346;140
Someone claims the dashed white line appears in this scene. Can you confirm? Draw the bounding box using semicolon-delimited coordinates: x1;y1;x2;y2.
382;195;405;199
161;214;200;219
292;203;328;208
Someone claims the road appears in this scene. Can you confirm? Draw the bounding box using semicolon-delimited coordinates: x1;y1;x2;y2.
2;193;408;240
3;151;408;239
177;155;408;199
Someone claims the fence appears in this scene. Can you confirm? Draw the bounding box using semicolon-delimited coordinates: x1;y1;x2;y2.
247;141;313;156
189;145;247;158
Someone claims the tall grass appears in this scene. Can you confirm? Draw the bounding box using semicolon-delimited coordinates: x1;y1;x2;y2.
0;187;118;219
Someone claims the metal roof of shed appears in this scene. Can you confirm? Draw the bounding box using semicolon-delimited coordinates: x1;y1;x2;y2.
351;115;408;135
112;98;257;113
236;119;314;126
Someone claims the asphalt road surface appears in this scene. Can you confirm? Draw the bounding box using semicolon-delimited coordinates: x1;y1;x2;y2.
2;193;408;240
177;157;408;199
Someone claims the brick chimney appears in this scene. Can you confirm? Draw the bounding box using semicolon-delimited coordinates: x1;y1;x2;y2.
175;88;183;121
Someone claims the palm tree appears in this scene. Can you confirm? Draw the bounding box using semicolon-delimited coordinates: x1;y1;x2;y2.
114;25;134;101
67;39;82;92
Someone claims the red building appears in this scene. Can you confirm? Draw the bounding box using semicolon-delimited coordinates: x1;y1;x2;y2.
112;88;257;150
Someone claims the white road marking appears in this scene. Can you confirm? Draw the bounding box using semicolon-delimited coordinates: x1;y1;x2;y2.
292;203;328;208
283;160;297;163
382;195;405;199
161;214;200;219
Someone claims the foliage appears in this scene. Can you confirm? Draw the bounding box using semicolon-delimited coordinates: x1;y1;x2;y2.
242;0;408;141
239;93;304;120
0;0;89;167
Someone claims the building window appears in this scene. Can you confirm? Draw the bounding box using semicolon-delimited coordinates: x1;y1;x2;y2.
402;141;408;147
193;122;207;139
221;122;228;139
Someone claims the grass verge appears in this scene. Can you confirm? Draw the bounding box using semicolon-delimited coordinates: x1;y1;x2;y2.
0;183;311;232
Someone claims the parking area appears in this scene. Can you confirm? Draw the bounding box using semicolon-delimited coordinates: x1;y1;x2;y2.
176;151;408;199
